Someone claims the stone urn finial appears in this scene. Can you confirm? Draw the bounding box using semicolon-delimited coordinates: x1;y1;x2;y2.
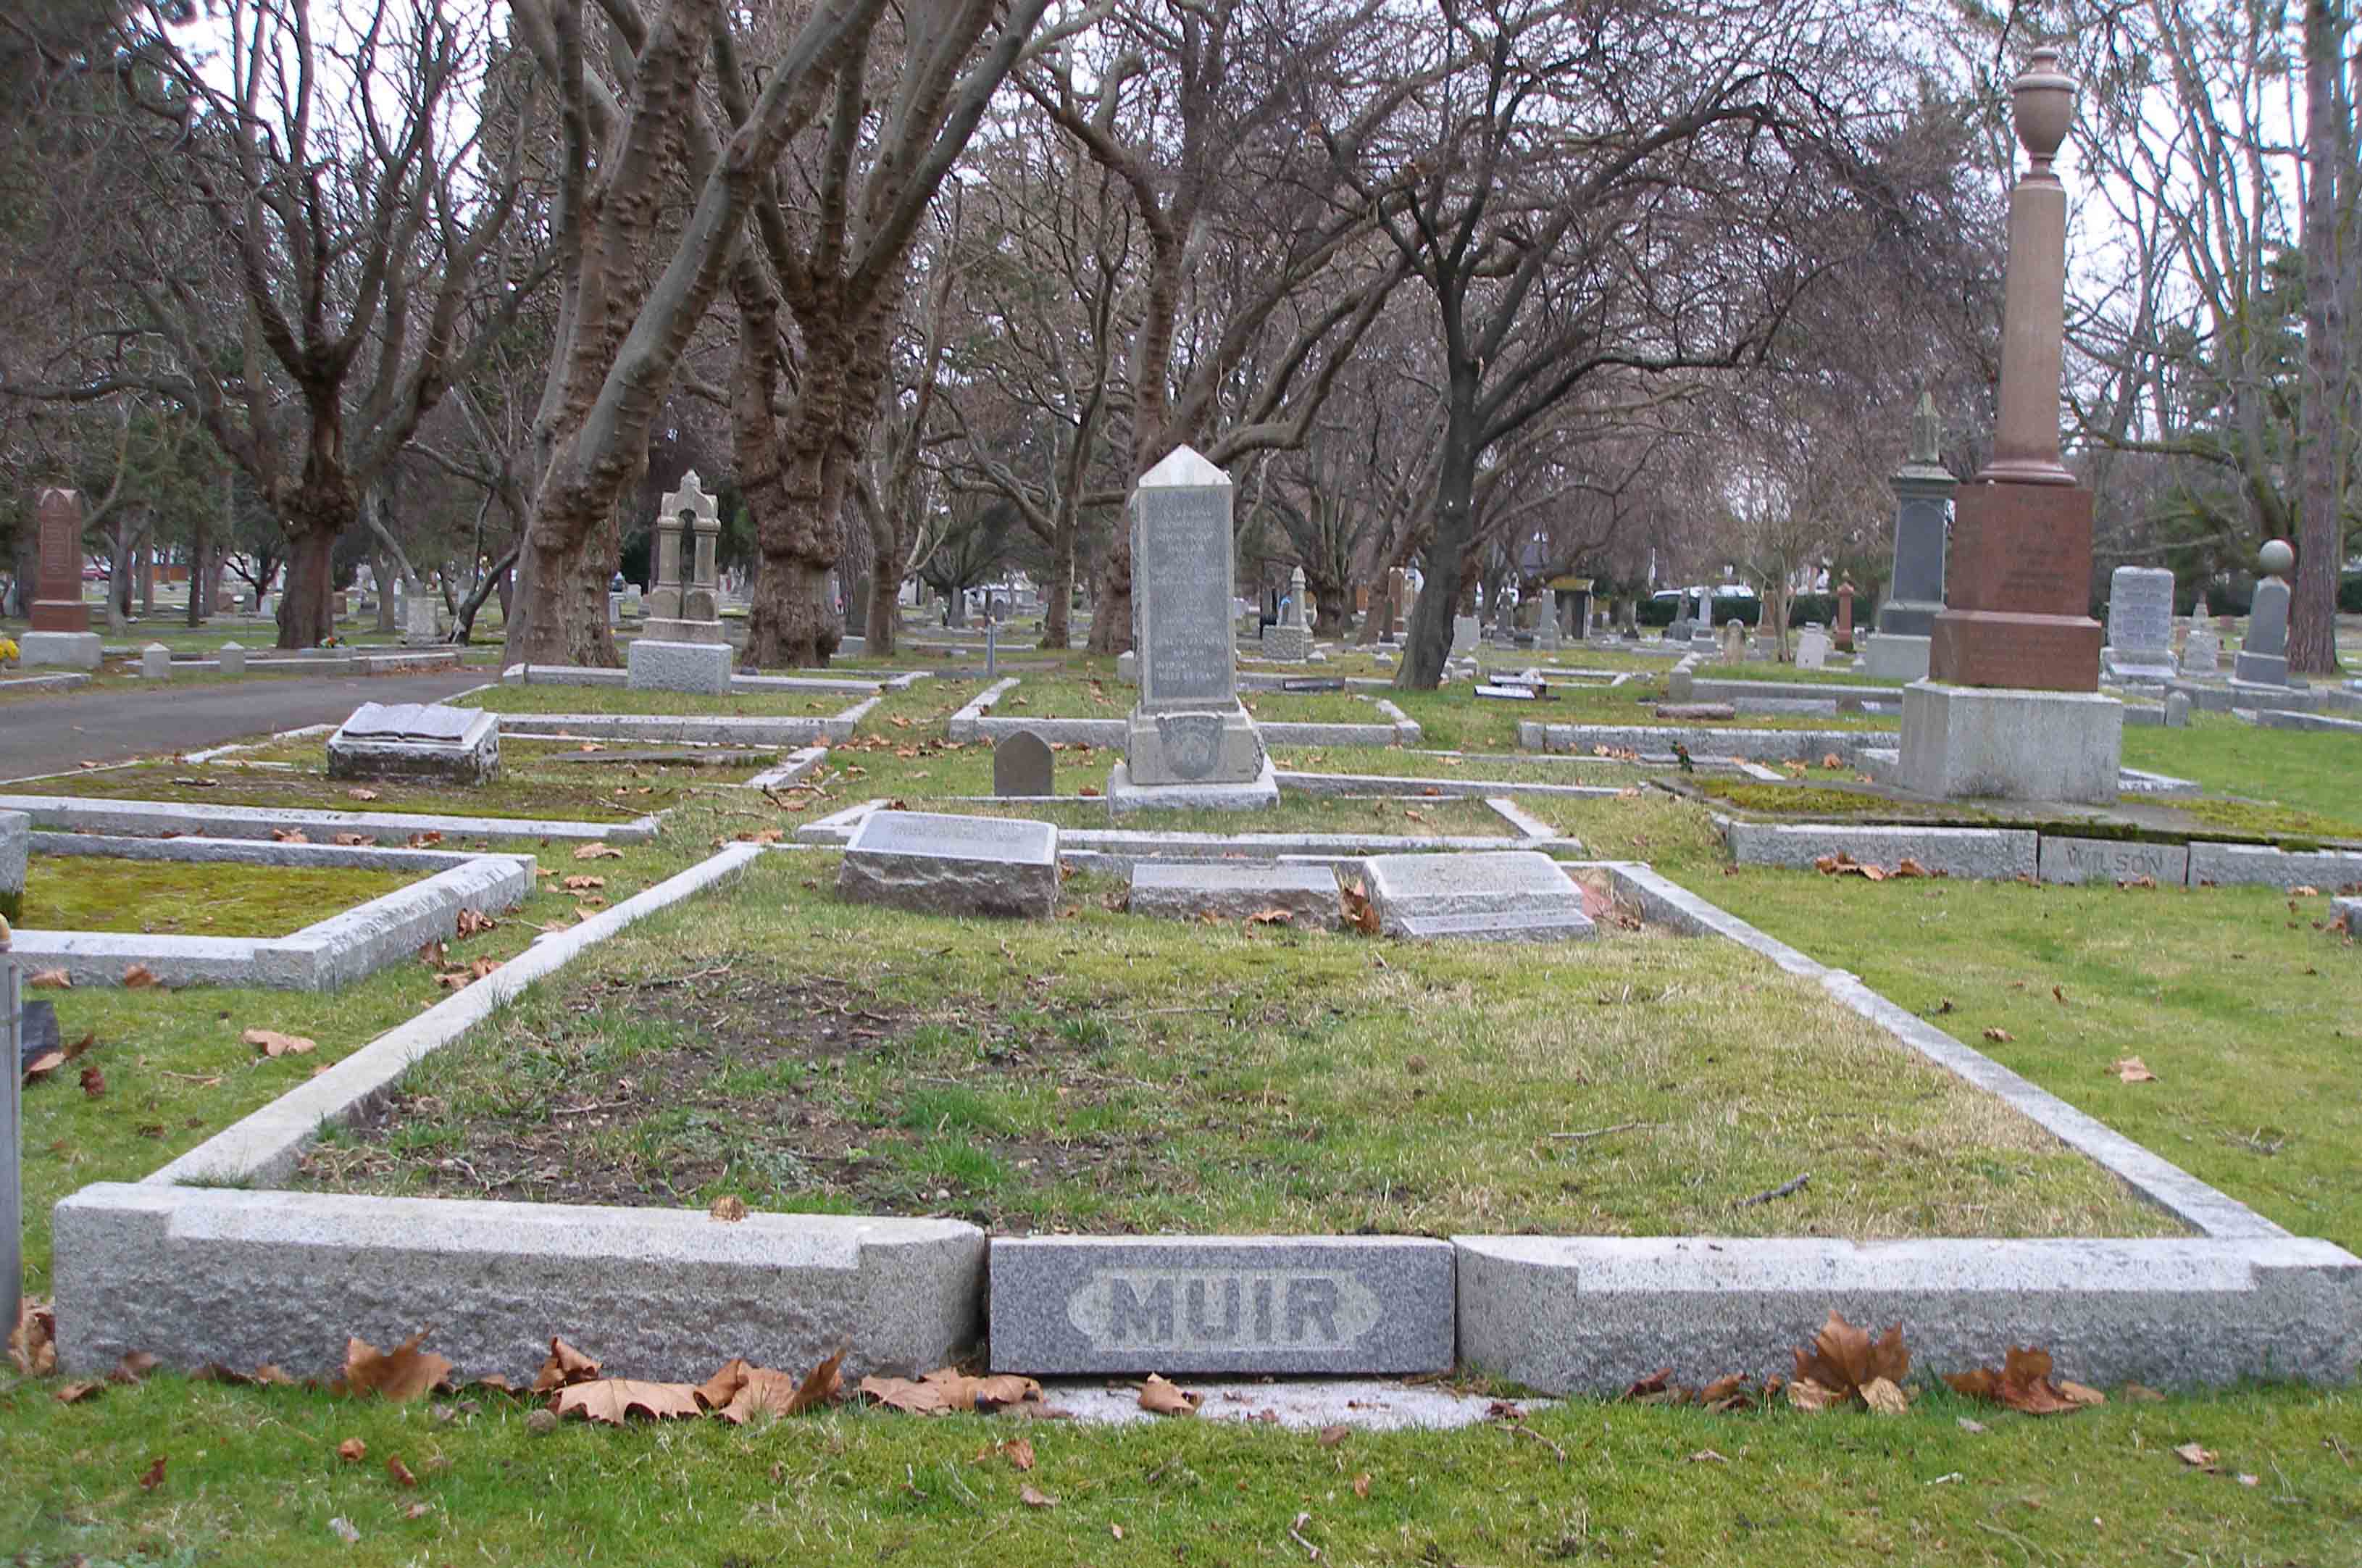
1909;392;1942;465
2258;538;2295;578
2013;47;2077;172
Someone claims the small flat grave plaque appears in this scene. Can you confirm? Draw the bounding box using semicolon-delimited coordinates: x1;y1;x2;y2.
1474;684;1545;701
1280;677;1346;693
989;1235;1456;1375
1361;850;1596;941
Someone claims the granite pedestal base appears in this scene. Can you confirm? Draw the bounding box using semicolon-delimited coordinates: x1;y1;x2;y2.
1896;682;2124;804
1858;633;1930;683
1106;756;1280;815
640;617;728;646
17;631;101;670
1260;625;1312;662
2234;650;2289;686
627;637;732;695
1122;702;1266;788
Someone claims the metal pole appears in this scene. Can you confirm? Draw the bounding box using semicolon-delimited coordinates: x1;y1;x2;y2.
1;925;20;1347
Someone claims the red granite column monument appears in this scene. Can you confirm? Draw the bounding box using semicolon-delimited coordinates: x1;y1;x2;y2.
20;487;101;670
1898;48;2122;804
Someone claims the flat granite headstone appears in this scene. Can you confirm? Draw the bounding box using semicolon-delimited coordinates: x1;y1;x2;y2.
993;731;1056;797
988;1235;1457;1375
2036;835;2190;886
1795;628;1830;670
327;703;500;785
1361;851;1596;942
0;808;27;921
837;809;1059;919
1474;684;1540;701
1129;862;1340;929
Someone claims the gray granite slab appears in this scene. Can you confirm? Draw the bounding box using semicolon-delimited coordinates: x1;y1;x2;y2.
2037;835;2190;886
838;810;1059;919
2333;896;2361;937
1361;850;1593;940
1128;862;1340;928
989;1235;1456;1375
993;731;1055;796
340;702;480;742
1393;909;1596;943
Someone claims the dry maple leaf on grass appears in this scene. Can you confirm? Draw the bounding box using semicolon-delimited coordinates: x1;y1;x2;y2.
340;1327;454;1401
1339;880;1380;936
573;843;625;861
1138;1374;1201;1417
530;1337;601;1394
1943;1346;2104;1415
696;1348;846;1423
554;1378;704;1425
28;969;70;989
121;964;162;989
2110;1056;2158;1083
9;1298;57;1376
858;1367;1044;1416
243;1028;316;1058
1787;1310;1911;1414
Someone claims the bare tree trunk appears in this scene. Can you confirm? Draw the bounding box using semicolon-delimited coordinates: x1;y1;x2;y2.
508;500;619;664
1395;395;1480;689
276;522;340;647
186;507;209;628
2295;0;2350;673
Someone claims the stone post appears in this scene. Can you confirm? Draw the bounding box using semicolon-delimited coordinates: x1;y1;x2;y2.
218;641;246;677
1900;49;2122;804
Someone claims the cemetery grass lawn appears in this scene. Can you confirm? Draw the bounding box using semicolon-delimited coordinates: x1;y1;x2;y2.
1684;661;1911;688
12;758;690;825
8;832;700;1297
1677;868;2362;1251
1382;684;1901;753
469;684;856;719
17;857;422;936
919;794;1517;836
2127;715;2362;838
1;1380;2356;1568
297;853;2167;1241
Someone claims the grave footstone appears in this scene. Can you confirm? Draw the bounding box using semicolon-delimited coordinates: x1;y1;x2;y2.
327;702;500;785
1451;614;1480;659
2165;689;2192;727
2103;566;2178;682
836;809;1059;919
1795;627;1830;670
1128;862;1340;929
140;643;170;680
988;1235;1456;1375
627;636;732;695
993;731;1056;797
2182;596;2221;676
217;641;245;677
1360;851;1597;941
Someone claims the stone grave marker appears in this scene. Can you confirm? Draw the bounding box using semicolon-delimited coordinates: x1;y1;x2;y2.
1128;862;1340;929
993;731;1056;797
2103;566;2178;682
327;702;500;785
217;641;246;677
0;809;26;923
1862;398;1951;683
20;488;100;670
2165;689;2192;727
1795;627;1830;670
1360;851;1596;941
140;643;171;680
989;1235;1456;1375
2182;595;2221;676
2234;541;2295;688
1260;566;1313;662
1113;446;1274;811
837;809;1059;919
2036;836;2188;885
1451;614;1480;659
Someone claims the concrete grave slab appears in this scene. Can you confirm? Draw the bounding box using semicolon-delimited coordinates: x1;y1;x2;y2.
989;1235;1456;1375
1721;820;2037;880
0;809;25;922
1361;850;1595;941
627;637;733;695
1128;861;1340;929
837;809;1059;919
328;702;499;786
2187;841;2362;890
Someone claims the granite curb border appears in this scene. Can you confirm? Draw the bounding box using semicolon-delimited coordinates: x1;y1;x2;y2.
0;672;92;696
501;661;927;695
0;793;664;847
8;843;532;990
1717;814;2362;891
490;698;874;746
946;677;1417;748
1521;720;1890;762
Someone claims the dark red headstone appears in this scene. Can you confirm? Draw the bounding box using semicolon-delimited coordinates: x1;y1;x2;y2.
29;488;88;633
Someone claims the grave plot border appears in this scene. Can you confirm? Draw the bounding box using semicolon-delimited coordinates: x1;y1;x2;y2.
0;793;662;847
501;662;931;696
41;846;2361;1396
1522;719;1892;763
7;833;533;989
947;677;1422;747
1717;814;2362;891
493;698;877;747
133;648;465;678
792;797;1585;865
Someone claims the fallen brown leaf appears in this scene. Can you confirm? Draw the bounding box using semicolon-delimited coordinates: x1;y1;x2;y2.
243;1028;317;1058
2110;1056;2158;1083
109;1350;158;1385
2174;1441;2218;1469
1943;1347;2106;1414
698;1348;846;1423
22;1049;64;1084
80;1064;105;1098
341;1327;454;1401
54;1381;102;1404
338;1438;367;1462
121;964;162;989
1352;1472;1371;1498
573;843;624;860
999;1437;1038;1472
1019;1484;1056;1509
858;1367;1045;1416
138;1456;167;1490
1340;880;1380;936
1790;1310;1909;1410
1317;1424;1348;1448
346;788;380;801
28;969;70;989
709;1195;748;1222
1138;1374;1200;1417
271;828;309;844
455;909;496;938
1984;1027;2014;1043
554;1378;703;1425
562;875;606;890
385;1456;418;1488
531;1337;601;1394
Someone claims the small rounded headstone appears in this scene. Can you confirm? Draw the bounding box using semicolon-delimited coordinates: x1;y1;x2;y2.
993;730;1056;798
2258;538;2295;576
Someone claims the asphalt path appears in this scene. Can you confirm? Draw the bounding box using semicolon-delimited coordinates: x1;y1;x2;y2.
0;669;490;781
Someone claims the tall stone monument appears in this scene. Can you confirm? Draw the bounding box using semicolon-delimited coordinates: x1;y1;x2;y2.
1900;49;2122;804
1261;566;1313;662
641;470;725;645
2101;565;2177;683
20;488;101;670
1108;446;1277;812
629;470;732;693
2232;539;2295;690
1861;395;1954;683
